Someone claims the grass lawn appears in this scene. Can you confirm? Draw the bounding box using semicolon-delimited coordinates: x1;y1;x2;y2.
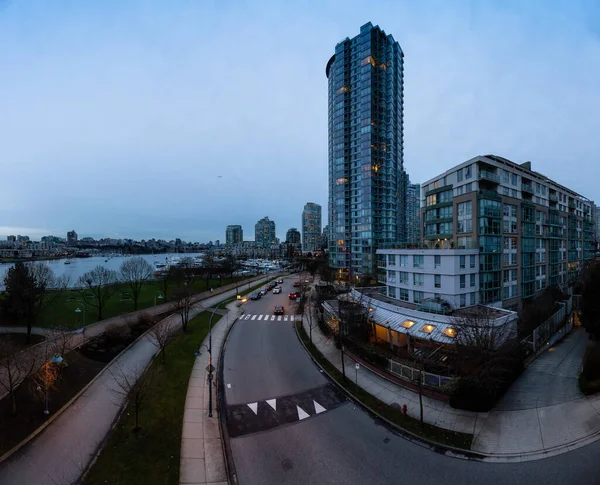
36;276;246;330
83;310;222;485
296;323;473;450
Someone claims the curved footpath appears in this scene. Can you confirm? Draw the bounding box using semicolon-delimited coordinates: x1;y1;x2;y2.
0;274;275;485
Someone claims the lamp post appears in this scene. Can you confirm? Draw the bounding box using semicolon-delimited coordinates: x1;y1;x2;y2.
154;291;164;324
41;342;63;415
194;299;227;418
74;302;86;334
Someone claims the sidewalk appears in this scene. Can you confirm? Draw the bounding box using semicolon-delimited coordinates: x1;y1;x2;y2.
303;319;600;462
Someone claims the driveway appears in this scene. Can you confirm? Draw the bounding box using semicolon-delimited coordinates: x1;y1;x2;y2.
495;327;588;411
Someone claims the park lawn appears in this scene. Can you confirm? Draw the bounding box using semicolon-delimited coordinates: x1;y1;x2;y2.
37;276;245;329
296;323;473;450
83;311;222;485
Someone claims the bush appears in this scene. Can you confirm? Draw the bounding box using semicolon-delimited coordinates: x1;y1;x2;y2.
580;342;600;395
137;312;154;328
345;338;388;368
105;323;132;344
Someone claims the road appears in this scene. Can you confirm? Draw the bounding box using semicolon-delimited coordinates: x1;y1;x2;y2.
223;276;600;485
0;278;273;485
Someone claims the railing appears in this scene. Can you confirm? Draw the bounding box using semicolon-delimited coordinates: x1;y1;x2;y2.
388;360;454;390
549;193;559;202
520;296;572;358
377;241;479;250
479;170;500;183
478;189;500;200
521;183;534;194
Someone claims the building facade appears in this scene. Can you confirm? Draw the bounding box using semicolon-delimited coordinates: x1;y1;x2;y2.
406;179;421;245
226;225;243;246
286;227;301;246
378;155;595;312
255;217;276;249
67;230;78;245
302;202;322;253
327;22;406;278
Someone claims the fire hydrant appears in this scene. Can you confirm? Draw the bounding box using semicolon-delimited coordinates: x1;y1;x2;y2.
402;404;407;416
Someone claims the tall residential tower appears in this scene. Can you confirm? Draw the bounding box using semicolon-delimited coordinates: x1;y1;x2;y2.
327;22;406;277
255;217;276;249
226;225;243;246
302;202;322;253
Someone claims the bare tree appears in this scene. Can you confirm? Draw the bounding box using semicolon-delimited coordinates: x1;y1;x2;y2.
171;288;196;332
44;325;78;358
453;305;514;353
304;293;319;346
0;341;37;415
158;266;177;302
3;262;69;343
119;256;154;310
79;266;119;321
148;319;174;363
201;253;216;290
109;363;156;432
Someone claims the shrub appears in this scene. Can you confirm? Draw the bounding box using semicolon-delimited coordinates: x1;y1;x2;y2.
580;342;600;395
105;323;132;344
345;338;388;368
137;312;154;328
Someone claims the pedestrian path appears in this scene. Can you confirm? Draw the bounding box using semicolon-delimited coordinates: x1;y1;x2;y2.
239;313;302;322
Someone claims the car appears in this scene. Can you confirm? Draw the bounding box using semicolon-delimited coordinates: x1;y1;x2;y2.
250;292;261;300
274;305;285;315
259;288;268;296
293;281;301;287
272;286;282;294
288;292;299;300
276;278;284;284
268;281;276;289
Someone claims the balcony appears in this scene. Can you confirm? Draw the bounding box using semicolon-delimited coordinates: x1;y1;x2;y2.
521;183;534;195
569;200;576;209
549;193;558;202
425;232;453;241
479;170;500;183
477;189;501;201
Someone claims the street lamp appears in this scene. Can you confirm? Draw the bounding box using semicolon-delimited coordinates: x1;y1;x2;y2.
40;342;63;415
74;302;86;334
154;291;164;324
194;299;228;418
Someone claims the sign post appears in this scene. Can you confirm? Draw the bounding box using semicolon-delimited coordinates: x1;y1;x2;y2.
355;362;360;386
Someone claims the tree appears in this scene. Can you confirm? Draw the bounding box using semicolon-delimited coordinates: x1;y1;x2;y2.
201;254;216;290
79;266;119;321
119;256;154;310
3;262;69;343
158;266;177;303
220;254;239;284
45;325;78;358
31;360;62;414
453;305;514;355
303;293;320;347
148;319;174;363
171;288;195;332
109;363;156;432
0;341;37;415
581;263;600;340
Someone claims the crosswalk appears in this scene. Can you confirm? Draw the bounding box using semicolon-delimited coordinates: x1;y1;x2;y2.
240;314;303;322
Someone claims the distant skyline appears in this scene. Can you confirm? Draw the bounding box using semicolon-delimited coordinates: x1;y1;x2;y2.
1;1;599;242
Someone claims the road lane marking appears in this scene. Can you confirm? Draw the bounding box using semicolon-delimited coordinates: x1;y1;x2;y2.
277;316;282;321
248;402;258;415
251;315;257;320
258;315;263;320
284;315;288;321
227;383;231;389
244;314;251;320
314;400;326;414
297;405;310;420
266;399;277;411
270;315;275;321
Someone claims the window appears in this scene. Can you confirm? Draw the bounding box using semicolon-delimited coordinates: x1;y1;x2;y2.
413;273;424;286
503;170;509;183
413;255;424;268
399;255;408;267
460;275;466;288
457;169;463;182
460;294;466;308
387;254;396;265
399;271;408;284
413;291;424;303
470;255;476;268
401;320;415;329
399;288;409;302
511;173;517;186
420;324;435;334
459;255;466;269
434;274;441;288
434;255;441;268
457;201;473;233
465;165;472;179
466;182;472;192
388;286;397;299
470;292;476;305
470;274;476;287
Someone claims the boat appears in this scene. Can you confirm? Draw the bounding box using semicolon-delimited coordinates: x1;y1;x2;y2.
64;260;71;265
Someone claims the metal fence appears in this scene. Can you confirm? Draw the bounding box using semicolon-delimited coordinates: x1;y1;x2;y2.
520;296;573;357
387;359;454;390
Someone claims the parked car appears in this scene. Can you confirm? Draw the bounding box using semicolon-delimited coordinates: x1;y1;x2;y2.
274;305;285;315
288;292;299;300
250;292;261;300
272;286;282;294
268;281;276;289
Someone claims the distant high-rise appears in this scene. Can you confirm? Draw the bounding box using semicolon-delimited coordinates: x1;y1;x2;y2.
327;22;406;277
406;180;421;245
255;217;276;248
286;227;301;246
67;230;78;244
302;202;322;253
226;225;244;246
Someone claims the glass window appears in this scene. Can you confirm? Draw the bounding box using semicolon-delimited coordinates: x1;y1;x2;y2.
470;292;476;305
511;173;517;186
413;290;424;303
413;273;424;286
460;275;466;288
465;165;472;179
466;182;472;192
387;254;395;265
434;255;441;267
470;255;476;268
399;255;408;267
388;286;397;299
413;255;424;268
399;288;409;302
459;255;465;269
399;271;408;284
470;274;476;287
434;274;441;288
457;169;463;182
460;294;466;307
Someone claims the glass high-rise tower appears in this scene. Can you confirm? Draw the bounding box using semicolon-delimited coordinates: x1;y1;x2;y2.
327;22;406;278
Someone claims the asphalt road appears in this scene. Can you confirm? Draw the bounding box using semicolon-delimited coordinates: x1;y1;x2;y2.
223;276;600;485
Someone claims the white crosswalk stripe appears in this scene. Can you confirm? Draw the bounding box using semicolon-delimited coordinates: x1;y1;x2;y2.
241;314;303;322
284;315;288;321
244;314;251;320
270;315;275;321
277;316;282;321
251;315;257;320
258;315;263;320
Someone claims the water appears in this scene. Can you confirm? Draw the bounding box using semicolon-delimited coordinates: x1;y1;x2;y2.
0;253;204;290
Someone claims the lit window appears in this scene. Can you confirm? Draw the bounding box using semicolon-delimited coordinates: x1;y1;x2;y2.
443;328;457;338
401;320;415;329
420;324;435;334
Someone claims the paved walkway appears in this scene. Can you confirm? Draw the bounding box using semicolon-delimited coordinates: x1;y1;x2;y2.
304;318;600;461
0;275;275;485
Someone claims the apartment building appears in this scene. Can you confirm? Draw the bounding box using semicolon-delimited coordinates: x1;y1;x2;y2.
378;154;595;312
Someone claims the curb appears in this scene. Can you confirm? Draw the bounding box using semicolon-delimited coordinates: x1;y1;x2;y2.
292;321;486;462
0;310;171;466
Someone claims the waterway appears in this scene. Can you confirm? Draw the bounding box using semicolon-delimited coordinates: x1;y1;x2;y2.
0;253;204;290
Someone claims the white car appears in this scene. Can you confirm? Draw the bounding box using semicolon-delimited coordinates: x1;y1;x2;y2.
272;287;282;294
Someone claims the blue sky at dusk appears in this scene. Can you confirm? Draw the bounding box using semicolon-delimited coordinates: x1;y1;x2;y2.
1;0;599;242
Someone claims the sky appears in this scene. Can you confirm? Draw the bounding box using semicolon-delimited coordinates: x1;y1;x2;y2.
1;0;599;243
